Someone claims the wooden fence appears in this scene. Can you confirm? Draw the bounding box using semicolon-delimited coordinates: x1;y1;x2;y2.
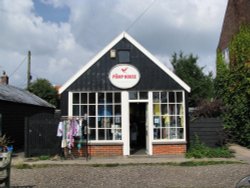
189;118;225;147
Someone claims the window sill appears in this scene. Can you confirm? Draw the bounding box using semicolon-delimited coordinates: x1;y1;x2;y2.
88;141;123;146
152;140;187;145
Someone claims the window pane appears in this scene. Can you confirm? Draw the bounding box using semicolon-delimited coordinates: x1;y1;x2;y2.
177;104;183;115
161;104;168;114
129;91;137;100
118;51;130;63
162;115;170;127
153;104;160;115
170;128;177;139
98;93;105;104
170;116;176;127
98;129;105;140
113;129;122;140
89;105;96;116
89;93;96;104
114;116;121;125
98;105;104;116
177;92;183;103
115;93;121;103
154;128;160;139
106;105;113;116
139;92;148;99
169;104;175;115
177;116;184;127
153;116;161;127
106;129;113;140
80;105;87;116
105;117;113;128
106;93;113;104
177;128;184;139
89;117;96;128
98;117;104;128
169;92;175;103
161;92;168;103
73;93;79;104
89;129;96;140
115;105;121;115
81;93;87;104
73;105;79;116
153;92;159;103
162;128;169;139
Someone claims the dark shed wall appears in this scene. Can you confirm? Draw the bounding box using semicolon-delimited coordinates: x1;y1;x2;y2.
61;38;185;115
0;100;54;149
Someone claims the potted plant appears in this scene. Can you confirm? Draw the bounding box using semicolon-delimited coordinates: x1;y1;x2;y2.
0;135;13;153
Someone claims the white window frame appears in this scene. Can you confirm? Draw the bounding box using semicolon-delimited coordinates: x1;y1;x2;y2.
152;90;186;143
68;91;123;143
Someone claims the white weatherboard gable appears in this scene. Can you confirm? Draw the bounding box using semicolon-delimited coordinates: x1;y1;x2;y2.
59;32;191;94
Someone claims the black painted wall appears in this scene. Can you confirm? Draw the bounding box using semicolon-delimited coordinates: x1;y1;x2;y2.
61;38;186;115
0;100;54;150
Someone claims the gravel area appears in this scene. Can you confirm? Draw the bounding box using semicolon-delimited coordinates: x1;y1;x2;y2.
10;164;250;188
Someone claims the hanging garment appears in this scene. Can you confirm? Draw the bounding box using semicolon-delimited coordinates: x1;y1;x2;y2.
57;122;63;137
66;119;79;149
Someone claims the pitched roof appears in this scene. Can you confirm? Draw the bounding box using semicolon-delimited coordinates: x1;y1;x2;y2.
59;32;191;94
218;0;250;50
0;84;54;108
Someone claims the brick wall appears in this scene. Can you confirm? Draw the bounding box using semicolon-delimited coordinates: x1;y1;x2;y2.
153;144;186;155
217;0;250;50
72;145;123;157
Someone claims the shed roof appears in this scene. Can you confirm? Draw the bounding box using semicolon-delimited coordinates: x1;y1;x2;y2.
59;32;191;94
0;84;54;108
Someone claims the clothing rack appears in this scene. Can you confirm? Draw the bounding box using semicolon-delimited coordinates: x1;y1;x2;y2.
59;115;89;161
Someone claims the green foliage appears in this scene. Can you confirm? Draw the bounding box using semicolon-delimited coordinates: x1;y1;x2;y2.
28;78;58;107
179;161;240;166
39;155;50;160
186;135;233;158
214;51;229;98
15;163;32;169
229;25;250;68
171;52;214;107
215;25;250;148
192;99;224;118
222;65;250;147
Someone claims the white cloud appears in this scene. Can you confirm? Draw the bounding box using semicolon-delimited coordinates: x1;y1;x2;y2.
0;0;228;88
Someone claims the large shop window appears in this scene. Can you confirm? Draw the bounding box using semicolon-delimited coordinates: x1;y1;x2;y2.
72;92;122;141
153;91;185;140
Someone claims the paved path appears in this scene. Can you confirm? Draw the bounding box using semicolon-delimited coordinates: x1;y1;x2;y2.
229;144;250;164
10;163;250;188
9;144;250;187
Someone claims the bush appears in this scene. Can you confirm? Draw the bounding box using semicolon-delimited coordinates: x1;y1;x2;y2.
186;135;233;158
192;99;224;118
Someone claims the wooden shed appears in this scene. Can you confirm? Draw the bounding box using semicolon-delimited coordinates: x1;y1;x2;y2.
0;83;55;150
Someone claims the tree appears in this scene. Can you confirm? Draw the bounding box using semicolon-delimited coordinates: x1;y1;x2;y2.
28;78;58;107
171;52;214;107
215;25;250;147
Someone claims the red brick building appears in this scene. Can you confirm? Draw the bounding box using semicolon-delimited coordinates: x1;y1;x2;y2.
217;0;250;65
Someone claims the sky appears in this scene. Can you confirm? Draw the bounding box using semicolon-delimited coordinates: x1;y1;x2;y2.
0;0;228;88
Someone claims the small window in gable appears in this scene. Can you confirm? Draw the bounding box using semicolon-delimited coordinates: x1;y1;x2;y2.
118;50;130;63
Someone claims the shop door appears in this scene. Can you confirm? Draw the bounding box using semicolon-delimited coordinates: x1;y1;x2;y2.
130;103;147;155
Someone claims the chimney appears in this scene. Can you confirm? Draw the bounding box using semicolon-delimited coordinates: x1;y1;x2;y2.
0;71;9;85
